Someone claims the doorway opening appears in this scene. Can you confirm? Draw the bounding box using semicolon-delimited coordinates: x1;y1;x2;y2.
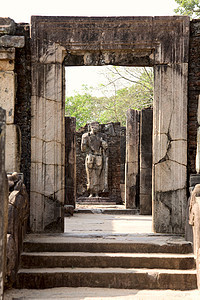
64;65;153;219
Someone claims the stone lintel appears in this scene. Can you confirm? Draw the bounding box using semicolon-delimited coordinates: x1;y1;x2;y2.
0;35;25;48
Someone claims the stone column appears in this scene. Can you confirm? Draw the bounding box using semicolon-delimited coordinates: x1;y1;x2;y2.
30;44;65;232
125;109;140;209
65;117;76;207
0;19;25;173
153;64;188;234
140;108;153;215
120;127;126;203
0;107;8;298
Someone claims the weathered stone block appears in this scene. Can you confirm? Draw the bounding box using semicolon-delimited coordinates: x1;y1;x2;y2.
0;35;25;48
5;124;21;173
0;18;16;35
0;71;15;124
0;47;15;61
153;63;188;234
0;59;14;71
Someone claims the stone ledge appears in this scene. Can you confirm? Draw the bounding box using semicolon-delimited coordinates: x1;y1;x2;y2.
0;35;25;48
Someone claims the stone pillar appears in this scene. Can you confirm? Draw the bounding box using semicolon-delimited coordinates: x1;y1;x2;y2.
120;127;126;203
106;123;122;204
125;109;140;209
65;117;76;207
153;64;188;234
30;43;65;232
0;19;25;173
0;107;8;298
140;108;153;215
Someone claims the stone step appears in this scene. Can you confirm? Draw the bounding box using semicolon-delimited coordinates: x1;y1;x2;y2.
20;252;196;270
75;208;140;215
16;267;197;290
23;239;193;254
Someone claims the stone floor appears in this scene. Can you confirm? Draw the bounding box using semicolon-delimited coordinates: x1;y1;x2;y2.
4;287;200;299
4;208;200;299
64;212;153;234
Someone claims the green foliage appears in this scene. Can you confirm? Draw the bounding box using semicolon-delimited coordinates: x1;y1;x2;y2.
65;90;96;129
174;0;200;18
65;67;153;129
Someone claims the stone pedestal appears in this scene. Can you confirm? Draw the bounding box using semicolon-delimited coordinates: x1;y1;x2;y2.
65;117;76;208
140;108;153;215
77;197;115;205
125;109;140;209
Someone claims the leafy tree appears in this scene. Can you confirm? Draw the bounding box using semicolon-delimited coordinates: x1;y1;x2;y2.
65;87;97;129
65;67;153;129
174;0;200;18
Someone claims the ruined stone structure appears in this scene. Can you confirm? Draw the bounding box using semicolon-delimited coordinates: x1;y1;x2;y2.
0;15;190;234
3;14;200;296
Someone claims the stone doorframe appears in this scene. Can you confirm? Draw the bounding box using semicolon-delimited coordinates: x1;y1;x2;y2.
30;16;189;233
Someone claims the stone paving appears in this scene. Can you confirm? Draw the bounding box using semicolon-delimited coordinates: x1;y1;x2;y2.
4;286;200;299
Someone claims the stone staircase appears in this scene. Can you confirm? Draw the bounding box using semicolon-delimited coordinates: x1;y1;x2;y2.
16;233;197;290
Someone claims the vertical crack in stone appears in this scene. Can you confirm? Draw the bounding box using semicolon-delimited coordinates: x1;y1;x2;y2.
156;129;172;165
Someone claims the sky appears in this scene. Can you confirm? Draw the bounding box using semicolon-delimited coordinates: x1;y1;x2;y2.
1;0;179;96
2;0;178;23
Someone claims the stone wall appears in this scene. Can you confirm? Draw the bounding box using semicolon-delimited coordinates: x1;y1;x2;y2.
76;122;122;203
0;18;25;175
188;20;200;175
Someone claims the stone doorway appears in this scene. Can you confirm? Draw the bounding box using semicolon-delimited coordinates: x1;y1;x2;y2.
65;66;153;212
30;16;189;234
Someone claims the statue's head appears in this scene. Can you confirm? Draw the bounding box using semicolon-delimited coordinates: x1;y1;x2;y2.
88;122;100;134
